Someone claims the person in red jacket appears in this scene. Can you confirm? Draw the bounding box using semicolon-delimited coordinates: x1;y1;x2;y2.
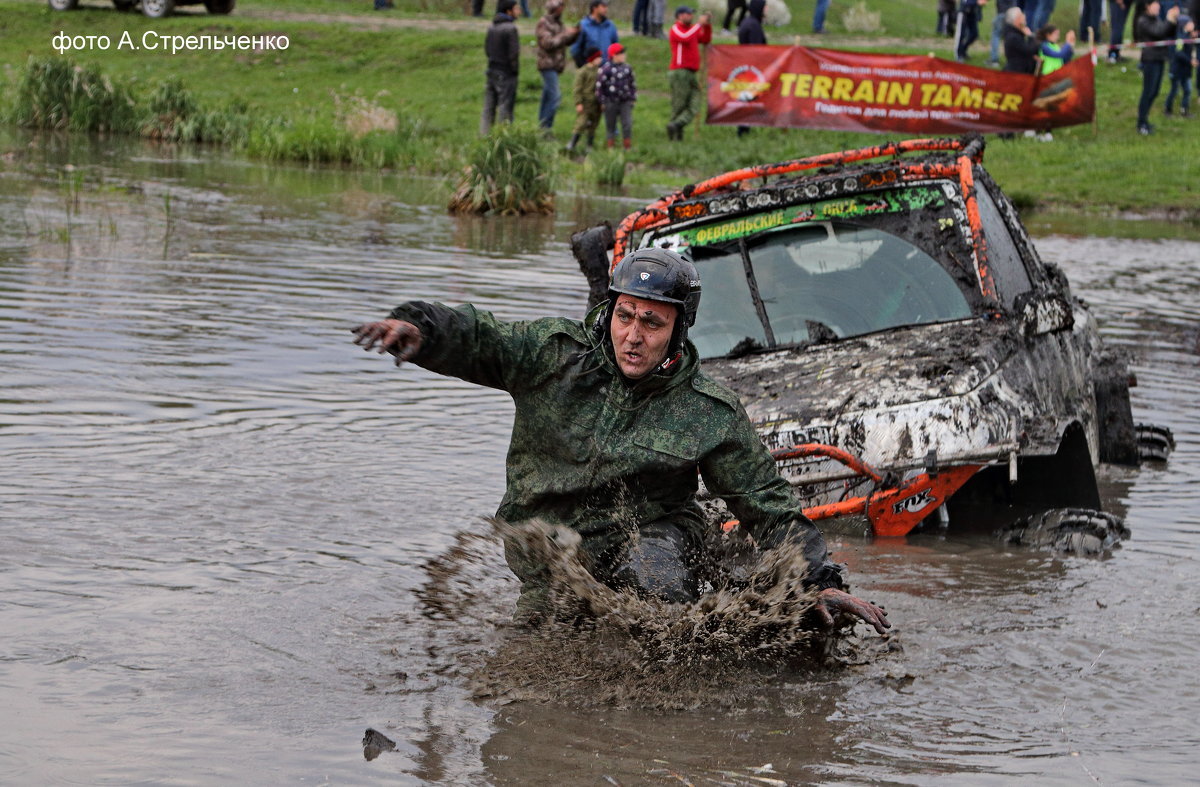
666;5;712;140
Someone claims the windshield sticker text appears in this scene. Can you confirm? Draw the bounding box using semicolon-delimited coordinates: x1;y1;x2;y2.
678;186;945;247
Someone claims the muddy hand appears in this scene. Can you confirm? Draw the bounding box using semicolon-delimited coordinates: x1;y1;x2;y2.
816;588;891;635
351;319;423;366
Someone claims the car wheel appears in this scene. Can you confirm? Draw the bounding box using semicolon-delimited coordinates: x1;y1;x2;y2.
999;508;1130;555
204;0;236;12
1135;422;1175;462
141;0;175;17
48;0;79;10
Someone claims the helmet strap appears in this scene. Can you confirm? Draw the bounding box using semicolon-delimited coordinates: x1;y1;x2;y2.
657;350;683;374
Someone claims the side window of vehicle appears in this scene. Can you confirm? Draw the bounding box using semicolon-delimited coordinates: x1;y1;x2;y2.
974;183;1032;309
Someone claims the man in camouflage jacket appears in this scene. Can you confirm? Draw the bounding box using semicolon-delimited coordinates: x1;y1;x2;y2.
352;249;890;634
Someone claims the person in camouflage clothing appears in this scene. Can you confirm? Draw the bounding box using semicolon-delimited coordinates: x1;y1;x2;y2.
567;47;603;153
351;249;890;634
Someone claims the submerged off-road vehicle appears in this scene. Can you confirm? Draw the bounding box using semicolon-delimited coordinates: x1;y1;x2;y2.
573;136;1172;551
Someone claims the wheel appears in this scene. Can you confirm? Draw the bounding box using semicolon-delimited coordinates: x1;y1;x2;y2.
999;508;1130;555
48;0;79;10
1135;423;1175;463
204;0;235;13
141;0;175;18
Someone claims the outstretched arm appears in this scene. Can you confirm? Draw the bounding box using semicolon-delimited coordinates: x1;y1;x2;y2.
351;319;423;366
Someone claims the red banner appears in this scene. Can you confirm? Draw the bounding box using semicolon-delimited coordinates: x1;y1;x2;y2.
706;45;1095;134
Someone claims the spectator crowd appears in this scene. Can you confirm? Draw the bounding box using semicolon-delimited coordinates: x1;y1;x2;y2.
469;0;1200;144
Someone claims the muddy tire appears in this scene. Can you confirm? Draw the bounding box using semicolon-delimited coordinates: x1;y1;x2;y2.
1135;423;1175;463
141;0;175;17
1000;508;1130;555
570;223;615;314
1093;351;1138;465
48;0;79;10
204;0;235;12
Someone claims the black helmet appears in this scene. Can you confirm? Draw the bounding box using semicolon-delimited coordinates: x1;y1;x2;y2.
608;248;701;327
603;248;701;375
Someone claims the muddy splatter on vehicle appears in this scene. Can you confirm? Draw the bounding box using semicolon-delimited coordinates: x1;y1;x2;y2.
573;135;1173;552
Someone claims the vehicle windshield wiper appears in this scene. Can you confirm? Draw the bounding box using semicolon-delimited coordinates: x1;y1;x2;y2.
739;238;777;347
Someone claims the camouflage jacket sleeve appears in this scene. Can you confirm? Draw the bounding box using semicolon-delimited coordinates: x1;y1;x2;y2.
698;391;847;591
388;301;579;393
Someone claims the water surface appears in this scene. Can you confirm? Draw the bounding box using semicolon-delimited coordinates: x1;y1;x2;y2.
1;137;1197;785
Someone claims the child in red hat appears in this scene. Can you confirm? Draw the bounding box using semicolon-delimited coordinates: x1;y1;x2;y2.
596;43;638;149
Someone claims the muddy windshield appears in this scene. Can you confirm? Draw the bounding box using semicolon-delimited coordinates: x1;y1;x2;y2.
687;222;973;359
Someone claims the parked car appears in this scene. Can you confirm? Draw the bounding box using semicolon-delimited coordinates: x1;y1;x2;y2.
48;0;235;19
572;136;1173;552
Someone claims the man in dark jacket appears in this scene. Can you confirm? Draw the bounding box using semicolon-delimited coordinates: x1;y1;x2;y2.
956;0;988;62
735;0;766;137
1079;0;1103;44
481;0;521;136
737;0;767;44
535;0;580;131
351;248;891;635
1136;0;1181;133
1003;6;1040;72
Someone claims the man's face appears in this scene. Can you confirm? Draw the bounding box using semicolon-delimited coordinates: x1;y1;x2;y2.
592;3;608;19
610;295;677;379
678;11;694;25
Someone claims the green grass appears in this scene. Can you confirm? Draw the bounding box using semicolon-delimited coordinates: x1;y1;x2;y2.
1;0;1195;218
448;122;557;213
584;148;628;186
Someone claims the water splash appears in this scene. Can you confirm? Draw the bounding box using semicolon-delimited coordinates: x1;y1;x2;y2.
416;519;884;711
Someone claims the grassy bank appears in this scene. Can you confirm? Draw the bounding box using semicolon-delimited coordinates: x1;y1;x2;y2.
1;0;1195;218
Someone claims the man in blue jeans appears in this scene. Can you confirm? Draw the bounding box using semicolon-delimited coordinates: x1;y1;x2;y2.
1029;0;1055;29
536;0;580;132
812;0;832;33
1021;0;1042;33
1107;0;1136;61
989;0;1018;66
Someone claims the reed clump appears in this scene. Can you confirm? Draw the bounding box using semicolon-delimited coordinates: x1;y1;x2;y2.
448;124;556;215
7;57;433;170
10;56;137;134
584;149;627;186
140;78;254;145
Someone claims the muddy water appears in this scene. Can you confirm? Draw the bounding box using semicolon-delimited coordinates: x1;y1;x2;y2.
1;135;1197;786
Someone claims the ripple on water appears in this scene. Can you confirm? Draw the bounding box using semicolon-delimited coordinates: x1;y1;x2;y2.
2;149;1199;784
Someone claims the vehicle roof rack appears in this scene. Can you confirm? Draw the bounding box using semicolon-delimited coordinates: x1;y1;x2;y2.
612;134;995;302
